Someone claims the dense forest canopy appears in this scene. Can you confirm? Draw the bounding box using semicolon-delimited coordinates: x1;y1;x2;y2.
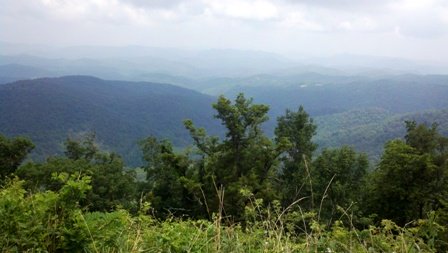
1;93;448;252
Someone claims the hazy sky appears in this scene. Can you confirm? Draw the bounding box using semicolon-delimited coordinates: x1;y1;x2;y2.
1;0;448;62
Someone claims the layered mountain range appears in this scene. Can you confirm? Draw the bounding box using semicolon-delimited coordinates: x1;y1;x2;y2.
1;73;447;165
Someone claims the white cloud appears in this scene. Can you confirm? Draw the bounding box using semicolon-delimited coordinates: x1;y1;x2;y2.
281;0;396;12
36;0;153;24
279;11;324;31
385;0;448;38
203;0;279;21
390;0;439;11
122;0;185;9
337;17;377;32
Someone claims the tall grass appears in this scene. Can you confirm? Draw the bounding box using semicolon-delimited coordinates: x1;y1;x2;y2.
0;176;441;252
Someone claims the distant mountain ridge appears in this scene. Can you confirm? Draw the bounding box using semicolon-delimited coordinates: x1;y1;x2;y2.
222;75;448;117
0;64;53;84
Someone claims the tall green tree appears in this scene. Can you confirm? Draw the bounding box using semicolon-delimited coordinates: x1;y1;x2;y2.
368;121;448;225
0;134;34;182
184;94;287;219
212;94;270;178
313;146;368;222
274;106;317;206
275;106;317;161
140;136;200;217
64;132;98;160
405;120;448;168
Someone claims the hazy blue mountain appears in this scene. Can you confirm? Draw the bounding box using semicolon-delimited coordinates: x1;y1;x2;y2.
0;76;219;165
0;55;134;80
0;46;298;79
0;53;293;84
0;54;203;87
221;75;448;117
303;54;448;75
53;46;298;78
0;64;54;84
3;41;447;75
2;43;448;96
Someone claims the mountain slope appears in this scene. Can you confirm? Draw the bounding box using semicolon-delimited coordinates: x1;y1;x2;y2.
0;76;219;165
314;108;448;162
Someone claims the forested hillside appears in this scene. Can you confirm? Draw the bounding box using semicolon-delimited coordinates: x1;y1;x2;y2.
0;76;219;165
314;108;448;161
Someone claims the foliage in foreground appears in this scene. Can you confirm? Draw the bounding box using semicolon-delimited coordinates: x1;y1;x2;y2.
0;177;443;252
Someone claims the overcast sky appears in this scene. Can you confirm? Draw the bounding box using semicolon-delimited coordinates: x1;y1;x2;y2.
1;0;448;62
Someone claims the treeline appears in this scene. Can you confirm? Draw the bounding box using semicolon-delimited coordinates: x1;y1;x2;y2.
1;93;448;252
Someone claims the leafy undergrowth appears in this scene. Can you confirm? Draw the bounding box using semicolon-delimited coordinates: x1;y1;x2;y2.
0;177;443;253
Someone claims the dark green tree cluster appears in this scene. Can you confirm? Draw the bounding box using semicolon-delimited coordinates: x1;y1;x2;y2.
139;136;197;216
0;134;34;182
313;147;368;222
141;94;290;219
367;121;448;225
139;94;370;223
16;133;137;212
